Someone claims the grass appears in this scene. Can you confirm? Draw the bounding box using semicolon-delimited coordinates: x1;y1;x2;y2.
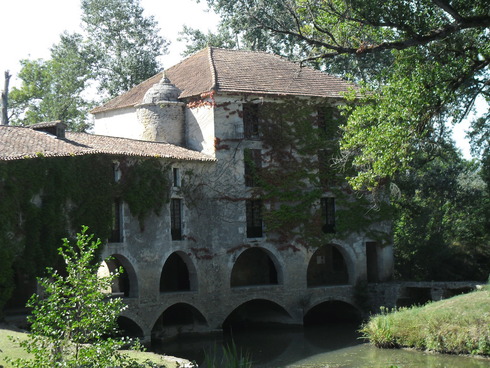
0;325;189;368
360;287;490;356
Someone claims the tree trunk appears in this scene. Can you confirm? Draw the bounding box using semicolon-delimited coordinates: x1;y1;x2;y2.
1;70;11;125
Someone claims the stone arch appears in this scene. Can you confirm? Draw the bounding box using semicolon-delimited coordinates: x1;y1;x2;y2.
303;299;362;324
223;298;294;330
117;316;145;338
160;251;197;292
151;303;208;340
99;254;138;298
230;247;282;287
307;244;352;287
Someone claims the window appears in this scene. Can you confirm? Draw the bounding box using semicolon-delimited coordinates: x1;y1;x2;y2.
321;197;336;234
172;167;180;187
317;106;342;139
246;199;263;238
109;198;123;242
113;162;121;182
244;149;262;187
171;198;183;240
318;149;334;187
243;103;260;139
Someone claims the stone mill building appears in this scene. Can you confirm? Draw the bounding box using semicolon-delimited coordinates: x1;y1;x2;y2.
1;47;394;342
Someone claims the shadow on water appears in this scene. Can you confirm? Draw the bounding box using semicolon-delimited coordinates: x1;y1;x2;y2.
152;321;490;368
151;301;490;367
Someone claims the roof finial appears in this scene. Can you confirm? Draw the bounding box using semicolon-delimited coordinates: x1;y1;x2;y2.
160;71;171;84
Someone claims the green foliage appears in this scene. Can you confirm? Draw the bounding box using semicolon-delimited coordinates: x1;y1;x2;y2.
8;227;154;368
9;33;94;131
202;341;253;368
81;0;168;97
360;289;490;356
0;156;170;317
392;144;490;281
120;159;171;228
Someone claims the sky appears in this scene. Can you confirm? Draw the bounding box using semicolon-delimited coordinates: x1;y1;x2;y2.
0;0;219;84
0;0;477;157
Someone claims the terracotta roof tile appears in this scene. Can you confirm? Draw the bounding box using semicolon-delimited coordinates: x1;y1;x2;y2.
92;47;356;114
0;125;214;162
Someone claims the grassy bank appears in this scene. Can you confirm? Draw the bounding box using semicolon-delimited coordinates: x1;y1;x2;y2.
0;325;190;368
360;287;490;356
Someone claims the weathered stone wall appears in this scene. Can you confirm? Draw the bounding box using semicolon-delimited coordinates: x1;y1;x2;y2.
96;93;395;342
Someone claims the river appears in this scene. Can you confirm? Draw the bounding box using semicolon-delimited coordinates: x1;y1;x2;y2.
152;323;490;368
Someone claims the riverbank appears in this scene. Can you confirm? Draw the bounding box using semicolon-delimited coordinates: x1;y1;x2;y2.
360;286;490;356
0;324;192;368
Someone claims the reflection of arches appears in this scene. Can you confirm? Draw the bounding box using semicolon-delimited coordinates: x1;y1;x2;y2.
117;316;144;338
160;252;197;292
304;300;361;325
230;248;279;287
307;244;349;287
152;303;207;339
223;299;293;330
99;254;138;297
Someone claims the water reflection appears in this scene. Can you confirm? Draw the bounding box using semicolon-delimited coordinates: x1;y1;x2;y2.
151;323;490;368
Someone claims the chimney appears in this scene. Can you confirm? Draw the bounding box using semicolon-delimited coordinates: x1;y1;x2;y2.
29;121;66;139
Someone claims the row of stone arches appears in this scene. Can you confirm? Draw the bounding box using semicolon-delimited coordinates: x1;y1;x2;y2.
119;298;362;341
100;244;351;298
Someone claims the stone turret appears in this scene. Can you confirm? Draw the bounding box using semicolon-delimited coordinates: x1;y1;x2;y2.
136;73;185;145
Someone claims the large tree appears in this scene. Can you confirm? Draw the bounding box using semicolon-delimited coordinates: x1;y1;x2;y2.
191;0;489;190
9;0;167;130
81;0;168;98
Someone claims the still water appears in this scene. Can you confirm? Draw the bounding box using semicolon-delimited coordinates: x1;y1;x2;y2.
152;323;490;368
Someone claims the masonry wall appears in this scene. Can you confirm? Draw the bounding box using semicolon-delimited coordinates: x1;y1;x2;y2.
98;93;394;342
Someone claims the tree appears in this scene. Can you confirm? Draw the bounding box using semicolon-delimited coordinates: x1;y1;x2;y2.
9;226;152;368
393;142;490;281
81;0;168;97
9;33;94;131
192;0;490;190
9;0;168;131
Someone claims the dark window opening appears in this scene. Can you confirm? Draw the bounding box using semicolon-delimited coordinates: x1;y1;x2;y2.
366;242;380;283
246;199;263;238
244;149;262;187
109;198;123;242
160;253;191;292
317;106;342;138
243;103;260;139
321;197;336;234
231;248;278;287
172;167;180;187
307;244;349;286
171;198;182;240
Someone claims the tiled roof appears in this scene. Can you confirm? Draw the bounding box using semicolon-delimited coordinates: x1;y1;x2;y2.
0;125;214;162
92;47;356;114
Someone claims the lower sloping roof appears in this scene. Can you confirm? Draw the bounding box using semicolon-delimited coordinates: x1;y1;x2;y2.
0;125;214;162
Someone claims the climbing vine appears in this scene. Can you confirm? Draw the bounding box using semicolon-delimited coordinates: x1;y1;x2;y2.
245;99;392;248
0;155;170;317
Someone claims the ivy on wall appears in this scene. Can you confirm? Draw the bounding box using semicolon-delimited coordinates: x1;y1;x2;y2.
0;155;170;317
245;100;392;248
